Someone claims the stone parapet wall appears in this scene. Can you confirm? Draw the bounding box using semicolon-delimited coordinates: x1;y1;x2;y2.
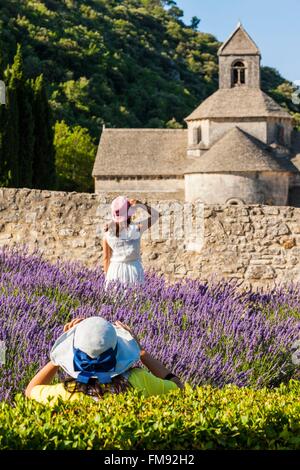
0;188;299;290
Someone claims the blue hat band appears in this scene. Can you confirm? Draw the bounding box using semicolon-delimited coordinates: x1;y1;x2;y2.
73;345;118;384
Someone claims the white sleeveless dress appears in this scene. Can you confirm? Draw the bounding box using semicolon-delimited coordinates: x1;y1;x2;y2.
105;223;145;286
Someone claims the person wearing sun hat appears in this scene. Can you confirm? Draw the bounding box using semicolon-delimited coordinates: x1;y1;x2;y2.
25;317;183;404
102;196;160;286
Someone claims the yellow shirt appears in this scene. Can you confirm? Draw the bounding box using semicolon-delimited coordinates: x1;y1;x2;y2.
29;368;178;405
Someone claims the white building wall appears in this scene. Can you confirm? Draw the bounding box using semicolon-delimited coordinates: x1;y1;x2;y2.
208;120;267;146
185;172;289;205
95;177;185;199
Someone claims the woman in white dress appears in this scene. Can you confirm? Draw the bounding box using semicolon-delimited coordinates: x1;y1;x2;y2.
103;197;159;286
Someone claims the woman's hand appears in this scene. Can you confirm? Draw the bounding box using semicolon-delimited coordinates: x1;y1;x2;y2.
63;318;84;333
114;321;143;350
128;199;140;207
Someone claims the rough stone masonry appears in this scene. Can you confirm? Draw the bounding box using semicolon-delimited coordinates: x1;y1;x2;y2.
0;188;300;290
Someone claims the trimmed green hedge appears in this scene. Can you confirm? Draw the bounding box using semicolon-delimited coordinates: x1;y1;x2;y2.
1;381;300;450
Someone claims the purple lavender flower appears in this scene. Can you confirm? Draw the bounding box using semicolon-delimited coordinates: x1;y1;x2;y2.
0;247;299;402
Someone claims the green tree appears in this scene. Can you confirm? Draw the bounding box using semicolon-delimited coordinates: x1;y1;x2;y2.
0;47;55;190
166;117;183;128
293;113;300;130
0;75;6;183
18;78;35;188
54;121;96;193
1;46;23;187
10;44;36;188
190;16;201;30
32;74;56;189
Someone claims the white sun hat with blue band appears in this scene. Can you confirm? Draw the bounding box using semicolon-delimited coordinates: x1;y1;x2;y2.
50;317;140;384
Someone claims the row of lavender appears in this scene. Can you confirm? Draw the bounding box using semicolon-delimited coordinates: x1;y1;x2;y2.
0;247;299;401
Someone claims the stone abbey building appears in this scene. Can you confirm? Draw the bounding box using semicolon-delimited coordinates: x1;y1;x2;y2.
93;23;300;206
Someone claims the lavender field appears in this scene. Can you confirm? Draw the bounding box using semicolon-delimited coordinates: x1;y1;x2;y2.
0;247;299;402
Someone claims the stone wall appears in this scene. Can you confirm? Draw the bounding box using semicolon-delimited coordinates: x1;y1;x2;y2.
0;188;300;290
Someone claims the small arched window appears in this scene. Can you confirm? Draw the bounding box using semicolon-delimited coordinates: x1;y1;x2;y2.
232;61;246;87
276;124;285;145
226;198;245;206
192;126;201;145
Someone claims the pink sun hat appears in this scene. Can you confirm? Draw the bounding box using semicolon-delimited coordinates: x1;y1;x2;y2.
111;196;135;223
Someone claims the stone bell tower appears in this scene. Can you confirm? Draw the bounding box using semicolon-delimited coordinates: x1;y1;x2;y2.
218;22;261;89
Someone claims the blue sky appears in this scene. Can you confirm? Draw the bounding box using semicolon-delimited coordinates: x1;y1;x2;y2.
176;0;299;82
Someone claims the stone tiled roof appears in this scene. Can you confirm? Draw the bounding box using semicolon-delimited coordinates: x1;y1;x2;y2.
185;87;292;121
185;127;299;174
92;129;187;177
218;23;261;56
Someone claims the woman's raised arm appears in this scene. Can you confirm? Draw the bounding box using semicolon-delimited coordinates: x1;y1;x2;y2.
25;318;85;397
25;361;59;397
129;199;160;233
114;321;184;389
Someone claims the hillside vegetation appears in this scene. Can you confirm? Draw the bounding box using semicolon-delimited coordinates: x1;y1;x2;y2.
0;0;299;191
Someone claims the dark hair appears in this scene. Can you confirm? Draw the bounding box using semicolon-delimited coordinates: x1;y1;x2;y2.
105;219;132;238
63;374;131;400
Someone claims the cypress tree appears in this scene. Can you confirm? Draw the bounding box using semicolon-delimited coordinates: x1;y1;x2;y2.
1;44;35;188
11;44;35;188
0;76;5;184
32;74;56;189
18;77;35;188
1;57;20;187
0;46;5;184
